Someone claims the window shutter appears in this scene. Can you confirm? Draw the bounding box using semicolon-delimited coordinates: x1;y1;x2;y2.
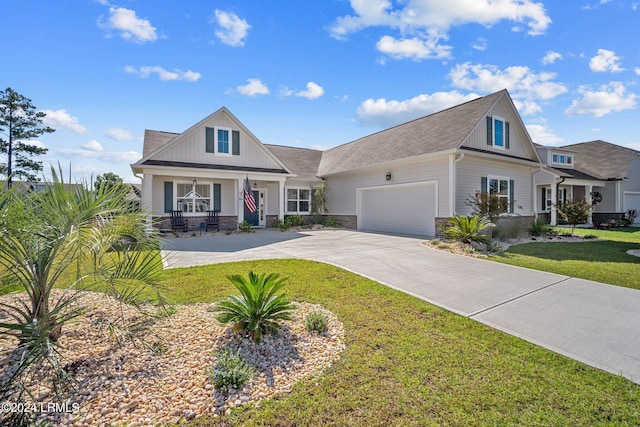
481;176;488;193
232;130;240;155
509;179;515;213
505;122;510;149
164;181;173;213
541;187;547;210
213;183;221;212
486;116;493;145
206;127;215;153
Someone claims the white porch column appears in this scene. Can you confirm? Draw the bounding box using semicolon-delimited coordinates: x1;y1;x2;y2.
237;178;245;225
586;185;593;225
278;178;286;221
141;174;153;232
550;183;557;225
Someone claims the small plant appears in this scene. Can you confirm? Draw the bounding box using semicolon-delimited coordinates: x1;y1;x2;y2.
284;214;305;228
444;215;493;244
305;311;329;333
213;271;296;343
583;234;598;239
323;216;338;228
529;219;552;237
191;232;197;237
273;218;288;231
207;347;254;393
238;220;253;233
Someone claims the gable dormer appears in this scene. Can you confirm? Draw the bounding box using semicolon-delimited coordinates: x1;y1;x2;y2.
535;144;577;170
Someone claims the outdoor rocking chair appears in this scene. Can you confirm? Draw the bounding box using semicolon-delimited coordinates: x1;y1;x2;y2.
170;210;189;232
205;210;220;232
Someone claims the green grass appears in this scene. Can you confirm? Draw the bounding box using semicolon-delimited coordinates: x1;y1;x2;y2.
153;259;640;426
492;228;640;289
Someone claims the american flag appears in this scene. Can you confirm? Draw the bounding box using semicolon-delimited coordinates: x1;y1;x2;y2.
244;177;257;213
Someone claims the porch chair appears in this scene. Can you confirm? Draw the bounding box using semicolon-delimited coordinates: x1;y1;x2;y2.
170;210;189;232
205;210;220;232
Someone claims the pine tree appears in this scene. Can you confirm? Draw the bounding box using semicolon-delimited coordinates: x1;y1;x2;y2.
0;87;55;186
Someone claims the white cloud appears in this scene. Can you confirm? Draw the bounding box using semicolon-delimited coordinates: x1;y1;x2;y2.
213;10;251;47
635;68;640;75
60;139;140;163
295;82;325;100
526;124;563;145
472;38;488;52
542;51;562;65
448;62;567;115
235;78;269;97
357;90;480;127
100;7;157;44
589;49;623;73
124;66;201;82
41;109;88;134
106;127;135;141
376;35;452;60
329;0;551;60
564;82;637;117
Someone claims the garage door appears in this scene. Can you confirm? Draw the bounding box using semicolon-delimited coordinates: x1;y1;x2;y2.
357;181;437;236
624;193;640;224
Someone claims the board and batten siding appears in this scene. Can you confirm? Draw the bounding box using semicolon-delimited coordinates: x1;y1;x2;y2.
150;176;237;217
324;156;450;217
154;114;283;170
456;156;534;216
462;99;537;161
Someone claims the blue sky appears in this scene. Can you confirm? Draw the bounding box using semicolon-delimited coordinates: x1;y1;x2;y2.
2;0;639;182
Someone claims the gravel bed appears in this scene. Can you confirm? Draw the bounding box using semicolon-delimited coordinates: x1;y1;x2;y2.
0;290;345;426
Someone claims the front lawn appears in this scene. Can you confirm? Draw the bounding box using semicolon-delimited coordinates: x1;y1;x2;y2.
158;259;640;426
492;228;640;290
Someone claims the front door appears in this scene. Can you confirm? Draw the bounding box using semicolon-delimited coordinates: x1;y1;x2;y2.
243;189;266;227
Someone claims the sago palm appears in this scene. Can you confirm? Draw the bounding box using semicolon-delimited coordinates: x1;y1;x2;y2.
214;271;295;343
444;215;493;244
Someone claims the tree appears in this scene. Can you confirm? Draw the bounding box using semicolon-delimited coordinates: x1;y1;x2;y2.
0;166;166;403
0;87;54;186
556;199;591;234
465;191;505;223
95;171;124;193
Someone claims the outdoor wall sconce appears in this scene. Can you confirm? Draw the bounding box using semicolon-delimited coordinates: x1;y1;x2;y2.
386;172;392;181
193;179;197;186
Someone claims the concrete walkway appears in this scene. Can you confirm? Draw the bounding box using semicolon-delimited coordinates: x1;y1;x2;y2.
162;229;640;384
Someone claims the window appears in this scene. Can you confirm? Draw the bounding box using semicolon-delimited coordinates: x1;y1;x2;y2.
176;182;211;213
551;152;573;166
217;129;229;154
488;177;513;214
286;188;311;213
542;187;552;211
552;153;559;163
486;116;510;149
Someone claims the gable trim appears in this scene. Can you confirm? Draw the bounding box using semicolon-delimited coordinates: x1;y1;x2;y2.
141;159;290;175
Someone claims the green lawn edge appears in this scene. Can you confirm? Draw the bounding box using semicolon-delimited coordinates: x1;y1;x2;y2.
157;259;640;427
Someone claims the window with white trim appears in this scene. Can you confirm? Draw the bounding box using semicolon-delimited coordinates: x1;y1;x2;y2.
493;117;505;148
488;176;510;213
176;182;211;213
286;188;311;213
551;152;572;166
216;128;230;154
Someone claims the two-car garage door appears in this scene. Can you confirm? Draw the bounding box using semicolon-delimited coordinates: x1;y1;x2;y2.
357;181;437;236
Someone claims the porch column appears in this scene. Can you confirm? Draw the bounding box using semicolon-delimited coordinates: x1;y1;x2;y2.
142;174;153;232
550;183;557;225
586;185;593;225
237;178;245;225
278;178;286;221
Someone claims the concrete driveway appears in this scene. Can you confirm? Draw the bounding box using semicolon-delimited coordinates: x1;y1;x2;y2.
162;229;640;384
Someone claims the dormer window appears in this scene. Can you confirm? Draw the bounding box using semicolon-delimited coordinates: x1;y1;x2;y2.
551;152;573;166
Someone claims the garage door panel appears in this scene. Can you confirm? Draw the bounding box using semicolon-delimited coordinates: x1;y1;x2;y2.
358;182;436;236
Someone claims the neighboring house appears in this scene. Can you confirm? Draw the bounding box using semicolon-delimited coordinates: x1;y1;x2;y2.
534;140;640;225
131;89;544;236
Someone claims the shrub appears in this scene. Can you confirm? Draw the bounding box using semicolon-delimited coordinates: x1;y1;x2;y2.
284;214;305;228
207;348;254;393
556;200;591;234
273;218;287;231
213;272;296;343
323;216;338;228
444;215;492;244
238;220;253;233
304;311;329;333
465;192;507;223
529;219;552;237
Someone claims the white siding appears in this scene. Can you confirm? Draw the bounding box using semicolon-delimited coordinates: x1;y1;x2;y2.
456;156;534;216
325;157;450;217
597;182;617;212
153;111;284;170
622;157;640;195
462;98;538;161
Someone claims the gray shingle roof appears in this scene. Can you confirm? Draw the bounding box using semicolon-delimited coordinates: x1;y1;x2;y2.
561;140;640;180
317;90;505;176
264;145;323;181
143;130;179;157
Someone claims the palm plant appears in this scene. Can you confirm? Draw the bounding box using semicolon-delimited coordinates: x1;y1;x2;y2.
0;167;166;400
213;271;295;343
444;215;493;244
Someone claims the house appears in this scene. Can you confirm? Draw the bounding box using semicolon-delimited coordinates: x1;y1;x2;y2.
132;89;546;236
534;140;640;225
